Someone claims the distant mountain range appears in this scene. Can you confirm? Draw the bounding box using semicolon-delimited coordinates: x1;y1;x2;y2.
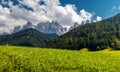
13;21;67;36
9;20;89;36
1;13;120;51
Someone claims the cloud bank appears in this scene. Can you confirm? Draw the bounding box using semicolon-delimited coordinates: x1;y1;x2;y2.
0;0;102;33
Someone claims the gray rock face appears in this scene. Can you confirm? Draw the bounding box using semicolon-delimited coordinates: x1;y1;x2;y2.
69;20;91;31
13;26;21;33
23;21;35;29
13;21;67;35
13;21;35;33
69;23;80;31
36;21;67;35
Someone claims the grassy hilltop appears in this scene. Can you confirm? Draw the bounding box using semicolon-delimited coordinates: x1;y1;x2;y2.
0;46;120;72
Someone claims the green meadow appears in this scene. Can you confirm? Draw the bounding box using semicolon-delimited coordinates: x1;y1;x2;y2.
0;46;120;72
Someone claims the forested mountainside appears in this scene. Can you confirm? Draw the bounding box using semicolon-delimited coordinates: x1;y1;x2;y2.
45;14;120;50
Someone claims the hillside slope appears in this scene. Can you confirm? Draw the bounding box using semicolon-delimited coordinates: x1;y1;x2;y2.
45;14;120;50
0;28;51;47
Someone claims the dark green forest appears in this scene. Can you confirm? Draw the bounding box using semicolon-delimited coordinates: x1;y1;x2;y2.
45;14;120;50
0;28;52;47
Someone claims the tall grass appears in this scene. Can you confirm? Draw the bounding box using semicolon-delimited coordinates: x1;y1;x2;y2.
0;46;120;72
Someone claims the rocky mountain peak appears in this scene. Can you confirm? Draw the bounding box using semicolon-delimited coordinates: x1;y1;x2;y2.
13;21;67;35
36;21;67;35
23;21;35;29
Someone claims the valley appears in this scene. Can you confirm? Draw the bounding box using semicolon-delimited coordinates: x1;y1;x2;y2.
0;0;120;72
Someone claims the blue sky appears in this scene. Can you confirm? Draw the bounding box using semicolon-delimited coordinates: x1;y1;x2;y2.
60;0;120;19
1;0;120;20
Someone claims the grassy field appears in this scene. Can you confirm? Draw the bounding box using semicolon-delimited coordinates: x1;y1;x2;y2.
0;46;120;72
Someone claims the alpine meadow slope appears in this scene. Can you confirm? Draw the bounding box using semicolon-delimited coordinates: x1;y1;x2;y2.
45;14;120;50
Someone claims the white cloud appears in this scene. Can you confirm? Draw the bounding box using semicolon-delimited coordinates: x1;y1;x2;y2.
80;9;93;23
110;6;116;12
112;6;116;10
110;5;120;12
118;6;120;10
0;0;99;34
93;16;102;22
96;16;102;21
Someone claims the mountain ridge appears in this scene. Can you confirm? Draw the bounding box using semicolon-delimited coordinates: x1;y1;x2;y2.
13;21;67;36
0;28;57;47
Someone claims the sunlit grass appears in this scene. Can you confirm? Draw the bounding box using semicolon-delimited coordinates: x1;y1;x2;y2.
0;46;120;72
